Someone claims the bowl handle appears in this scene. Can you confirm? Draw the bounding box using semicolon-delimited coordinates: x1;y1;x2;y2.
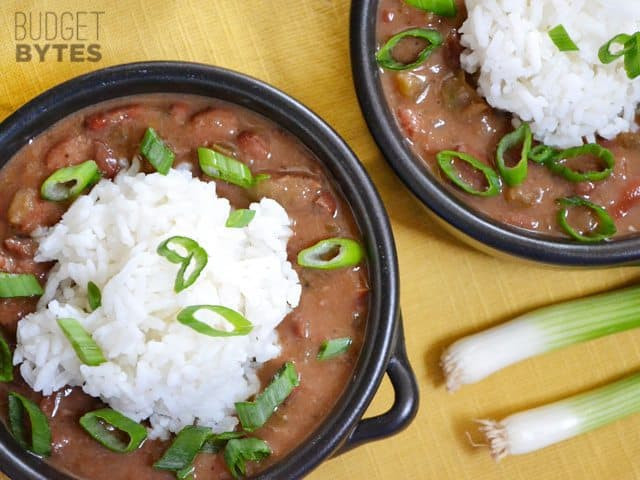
339;315;419;453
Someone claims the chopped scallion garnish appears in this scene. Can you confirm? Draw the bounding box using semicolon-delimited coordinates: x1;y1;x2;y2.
79;408;147;453
317;337;352;361
154;425;212;472
177;305;253;337
0;273;43;298
441;283;640;391
403;0;456;17
157;236;208;293
198;147;266;188
544;144;614;183
548;25;579;52
140;127;175;175
528;145;558;164
8;392;51;457
376;28;443;71
87;281;102;312
557;196;616;243
226;209;256;228
297;238;364;270
236;362;299;432
0;334;13;382
57;318;106;366
40;160;101;202
495;123;532;186
436;151;502;196
599;32;640;79
200;431;245;454
223;438;271;479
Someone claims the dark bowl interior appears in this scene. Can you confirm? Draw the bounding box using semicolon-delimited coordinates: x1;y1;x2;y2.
0;62;401;479
351;0;640;267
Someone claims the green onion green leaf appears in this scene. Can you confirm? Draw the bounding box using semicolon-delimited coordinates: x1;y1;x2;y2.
545;144;615;183
297;238;364;270
79;408;147;453
0;334;13;382
496;123;532;186
236;362;299;432
154;425;212;472
223;438;271;479
87;281;102;312
317;337;352;361
8;392;51;457
403;0;456;17
599;32;640;79
157;236;208;293
376;28;443;71
436;151;502;197
548;25;579;52
200;431;245;454
528;145;559;164
599;33;633;64
177;305;253;337
226;209;256;228
0;273;43;298
57;318;106;366
140;127;175;175
40;160;101;202
198;147;265;188
557;196;616;243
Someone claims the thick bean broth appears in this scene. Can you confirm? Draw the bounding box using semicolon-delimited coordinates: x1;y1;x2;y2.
377;0;640;238
0;94;368;479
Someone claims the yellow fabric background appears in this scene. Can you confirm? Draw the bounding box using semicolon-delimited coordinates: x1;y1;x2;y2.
1;1;640;479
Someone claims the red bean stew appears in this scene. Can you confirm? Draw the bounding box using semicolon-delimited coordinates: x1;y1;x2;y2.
0;94;369;479
377;0;640;241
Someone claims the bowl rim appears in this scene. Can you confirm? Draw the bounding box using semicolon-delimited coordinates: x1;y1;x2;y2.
351;0;640;266
0;61;400;479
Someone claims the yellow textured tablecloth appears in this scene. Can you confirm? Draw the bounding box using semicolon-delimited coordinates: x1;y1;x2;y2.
2;1;640;479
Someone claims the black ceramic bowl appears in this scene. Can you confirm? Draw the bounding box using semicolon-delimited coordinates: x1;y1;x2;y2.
0;62;418;480
351;0;640;267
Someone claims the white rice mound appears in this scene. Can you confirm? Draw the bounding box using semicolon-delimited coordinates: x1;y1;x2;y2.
460;0;640;148
14;163;301;439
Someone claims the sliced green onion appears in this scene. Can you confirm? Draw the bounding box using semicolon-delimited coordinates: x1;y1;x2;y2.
0;273;43;298
544;144;614;183
529;145;558;164
226;209;256;228
40;160;101;202
177;305;253;337
0;334;13;382
79;408;147;453
403;0;456;17
157;236;208;293
478;371;640;460
297;238;364;270
624;34;640;79
495;123;532;186
441;283;640;391
8;392;51;457
176;465;195;480
198;147;265;188
317;337;352;361
236;362;299;432
87;281;102;312
200;431;245;454
223;438;271;479
57;318;106;366
599;33;633;63
548;25;579;52
376;28;443;71
140;127;175;175
557;196;616;243
436;151;502;197
154;425;212;472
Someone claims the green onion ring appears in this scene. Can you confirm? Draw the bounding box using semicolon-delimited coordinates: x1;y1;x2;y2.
376;28;443;71
79;408;147;453
223;438;271;479
87;281;102;312
599;33;633;64
40;160;101;202
545;144;615;183
8;392;51;457
140;127;175;175
317;337;352;361
0;273;43;298
548;25;579;52
624;34;640;79
236;362;299;432
496;123;532;186
198;147;266;188
529;145;558;164
200;431;245;454
177;305;253;337
226;209;256;228
436;151;502;197
157;236;209;293
0;334;13;382
297;238;364;270
403;0;456;17
154;425;212;472
557;196;617;243
57;318;106;366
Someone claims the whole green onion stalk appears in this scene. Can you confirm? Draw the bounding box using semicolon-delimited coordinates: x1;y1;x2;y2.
441;285;640;391
478;372;640;460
